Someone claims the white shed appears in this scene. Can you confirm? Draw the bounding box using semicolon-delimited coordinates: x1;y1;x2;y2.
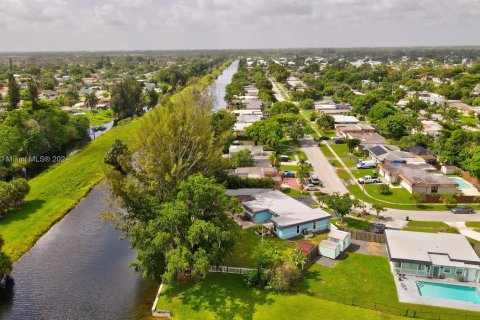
319;240;341;259
327;230;351;251
441;165;457;175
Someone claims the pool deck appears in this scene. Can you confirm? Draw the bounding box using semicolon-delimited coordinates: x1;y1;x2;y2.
450;177;480;196
391;263;480;312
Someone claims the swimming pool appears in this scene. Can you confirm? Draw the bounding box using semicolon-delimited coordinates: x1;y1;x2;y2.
417;281;480;304
450;177;470;190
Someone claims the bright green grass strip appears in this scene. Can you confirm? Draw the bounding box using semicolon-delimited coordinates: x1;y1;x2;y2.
466;221;480;228
296;151;308;161
282;188;311;198
319;145;334;157
279;165;313;172
330;217;373;231
84;109;115;126
0;120;141;261
330;144;349;158
155;273;406;320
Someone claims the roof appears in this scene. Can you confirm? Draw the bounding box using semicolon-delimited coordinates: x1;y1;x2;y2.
385;230;480;267
328;229;350;241
348;132;386;146
332;115;359;124
243;190;331;228
228;167;278;179
335;124;375;132
297;241;317;255
367;144;420;162
379;162;457;187
320;240;340;250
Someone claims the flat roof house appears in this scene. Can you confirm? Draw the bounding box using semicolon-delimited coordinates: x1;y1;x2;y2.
332;115;359;124
242;190;331;239
367;145;422;163
378;162;458;194
385;230;480;282
404;146;437;164
335;124;375;137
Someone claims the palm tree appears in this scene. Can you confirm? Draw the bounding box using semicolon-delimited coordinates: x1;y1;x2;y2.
84;93;99;111
297;160;309;192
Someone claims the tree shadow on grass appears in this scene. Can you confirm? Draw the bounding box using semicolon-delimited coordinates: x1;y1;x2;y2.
164;274;275;320
0;199;46;226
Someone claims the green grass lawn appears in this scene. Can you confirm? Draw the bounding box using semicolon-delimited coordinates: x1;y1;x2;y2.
84;109;115;126
336;170;351;180
317;129;337;137
222;226;295;268
296;151;308;161
343;159;357;167
466;221;480;228
403;221;458;233
282;188;311;198
155;273;405;320
330;144;350;158
459;115;478;126
330;160;342;168
319;145;334;157
364;185;415;204
284;151;296;161
0;119;141;261
330;217;373;231
279;165;314;172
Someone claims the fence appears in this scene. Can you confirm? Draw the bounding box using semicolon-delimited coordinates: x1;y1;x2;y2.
337;227;385;243
209;266;255;275
306;289;480;320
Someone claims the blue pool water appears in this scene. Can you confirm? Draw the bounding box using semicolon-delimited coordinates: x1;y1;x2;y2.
417;281;480;304
450;177;470;190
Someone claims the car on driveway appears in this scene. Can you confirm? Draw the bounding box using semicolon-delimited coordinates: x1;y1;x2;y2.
310;175;321;185
358;175;381;184
305;184;316;191
451;206;475;214
315;136;330;141
280;155;291;162
282;170;295;178
370;223;386;234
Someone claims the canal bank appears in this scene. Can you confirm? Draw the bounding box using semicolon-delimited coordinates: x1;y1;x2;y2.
0;186;158;320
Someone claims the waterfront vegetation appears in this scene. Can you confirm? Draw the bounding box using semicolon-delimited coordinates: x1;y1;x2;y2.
0;62;231;262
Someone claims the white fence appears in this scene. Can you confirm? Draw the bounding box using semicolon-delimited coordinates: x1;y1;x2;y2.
209;266;255;275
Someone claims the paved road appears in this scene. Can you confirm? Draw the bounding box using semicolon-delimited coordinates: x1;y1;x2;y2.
300;136;348;194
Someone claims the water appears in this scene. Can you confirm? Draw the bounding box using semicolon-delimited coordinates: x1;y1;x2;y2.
417;281;480;304
89;120;115;139
0;186;157;320
211;60;239;110
450;177;470;190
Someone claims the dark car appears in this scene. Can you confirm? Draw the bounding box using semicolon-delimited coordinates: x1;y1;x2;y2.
334;138;345;144
371;223;386;234
282;170;295;178
451;206;475;214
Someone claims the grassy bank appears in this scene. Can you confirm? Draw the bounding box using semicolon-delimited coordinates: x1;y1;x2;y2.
155;273;405;320
0;61;233;262
85;109;115;126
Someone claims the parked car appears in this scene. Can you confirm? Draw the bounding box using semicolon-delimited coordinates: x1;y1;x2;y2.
317;136;330;141
310;175;321;185
305;184;316;191
358;175;381;184
356;160;376;169
282;170;295;178
298;160;312;166
451;206;475;214
334;138;345;144
371;223;386;234
280;155;291;162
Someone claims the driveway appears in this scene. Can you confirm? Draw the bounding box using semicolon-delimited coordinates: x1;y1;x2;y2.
300;136;348;194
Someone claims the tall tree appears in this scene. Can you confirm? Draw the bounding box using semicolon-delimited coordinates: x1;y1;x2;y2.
27;79;39;110
7;73;20;111
84;93;99;111
111;77;143;119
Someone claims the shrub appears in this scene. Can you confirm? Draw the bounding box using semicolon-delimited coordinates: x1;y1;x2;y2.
377;183;391;195
226;176;275;189
268;262;302;293
0;178;30;217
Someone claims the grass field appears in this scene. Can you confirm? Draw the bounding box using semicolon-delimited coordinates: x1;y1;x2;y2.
459;115;479;126
279;164;314;172
0;119;141;261
155;273;405;320
330;217;373;231
403;221;457;233
282;188;311;198
85;109;115;126
466;221;480;228
330;144;350;158
0;62;232;262
297;150;308;161
319;145;334;157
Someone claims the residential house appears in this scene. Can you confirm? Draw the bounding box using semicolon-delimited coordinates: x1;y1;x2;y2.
350;133;387;152
404;146;437;164
244;99;262;110
242;190;331;239
378;162;458;194
335;124;375;137
228;167;278;179
320;230;351;260
367;145;422;163
421;120;443;137
449;102;480;116
386;230;480;282
228;145;272;167
332;115;359;124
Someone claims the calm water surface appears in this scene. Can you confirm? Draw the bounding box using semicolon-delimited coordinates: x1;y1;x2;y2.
212;60;239;110
0;186;157;320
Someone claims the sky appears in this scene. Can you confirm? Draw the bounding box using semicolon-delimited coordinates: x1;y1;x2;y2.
1;0;480;52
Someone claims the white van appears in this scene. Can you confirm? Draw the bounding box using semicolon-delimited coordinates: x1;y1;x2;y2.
356;160;376;169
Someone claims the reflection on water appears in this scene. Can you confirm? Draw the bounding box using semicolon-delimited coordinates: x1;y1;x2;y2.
212;60;239;110
0;186;157;320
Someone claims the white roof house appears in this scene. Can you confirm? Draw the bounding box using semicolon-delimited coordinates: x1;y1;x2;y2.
385;230;480;269
332;115;359;124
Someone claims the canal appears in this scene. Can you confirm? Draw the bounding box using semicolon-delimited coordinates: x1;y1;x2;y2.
0;62;239;320
212;60;239;110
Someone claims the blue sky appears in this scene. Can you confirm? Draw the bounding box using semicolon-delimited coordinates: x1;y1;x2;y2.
1;0;480;51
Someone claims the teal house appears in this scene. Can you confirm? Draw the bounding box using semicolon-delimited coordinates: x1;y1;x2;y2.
243;190;331;239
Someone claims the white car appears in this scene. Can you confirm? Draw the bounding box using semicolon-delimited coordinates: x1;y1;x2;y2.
310;175;321;185
305;184;316;191
358;176;381;184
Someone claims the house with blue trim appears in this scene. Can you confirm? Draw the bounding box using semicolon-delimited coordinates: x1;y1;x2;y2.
242;190;331;239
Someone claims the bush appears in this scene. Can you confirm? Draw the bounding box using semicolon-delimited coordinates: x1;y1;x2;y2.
0;178;30;217
226;175;275;189
377;183;391;195
268;262;302;293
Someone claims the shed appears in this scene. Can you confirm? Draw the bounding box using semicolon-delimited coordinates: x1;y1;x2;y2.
327;230;351;251
319;240;341;259
297;241;318;260
441;165;457;175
